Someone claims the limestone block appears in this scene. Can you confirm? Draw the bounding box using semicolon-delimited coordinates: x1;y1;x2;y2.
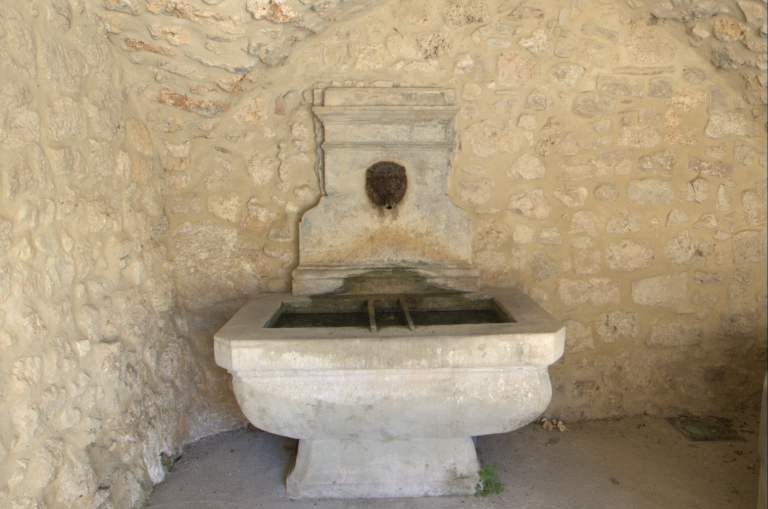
672;90;708;111
596;75;643;97
530;251;558;281
570;210;600;237
554;187;587;207
733;230;767;263
594;150;633;176
631;273;688;307
208;194;241;223
393;0;434;25
559;278;621;306
519;29;550;53
683;67;705;84
663;230;710;264
742;186;767;226
596;311;638;343
564;320;595;353
594;183;619;202
525;89;552;111
507;188;550;220
606;210;642;234
444;2;487;29
692;213;719;229
573;250;601;275
476;221;506;250
719;309;761;337
535;228;560;246
513;224;534;244
2;106;40;149
627;26;676;64
618;126;662;147
246;154;278;186
241;198;278;231
164;194;201;214
549;63;585;85
605;240;654;271
734;143;756;165
639;108;661;124
688;157;733;178
627;179;674;204
572;92;616;118
458;179;493;205
712;46;744;69
581;24;618;42
647;321;702;347
705;112;760;138
497;51;539;87
639;150;677;173
737;0;766;23
463;120;519;157
0;4;37;78
684;177;710;203
648;77;674;97
713;16;748;42
48;97;87;141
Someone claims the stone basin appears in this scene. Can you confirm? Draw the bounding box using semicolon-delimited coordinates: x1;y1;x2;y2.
214;287;564;499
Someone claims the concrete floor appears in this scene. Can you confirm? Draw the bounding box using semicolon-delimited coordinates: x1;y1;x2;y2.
145;412;761;509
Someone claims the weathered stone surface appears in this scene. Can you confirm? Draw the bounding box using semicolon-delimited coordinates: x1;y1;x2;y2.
639;150;677;173
572;92;616;118
719;309;760;337
246;0;300;23
513;224;534;244
648;77;674;97
530;251;558;281
639;108;660;124
165;194;201;214
597;311;638;343
48;97;87;141
594;183;620;202
497;51;539;87
672;89;707;111
631;273;688;307
507;188;551;220
519;29;550;53
712;46;744;69
738;0;766;23
573;250;601;275
733;230;766;263
742;186;767;226
618;126;662;148
688;157;733;178
564;319;595;353
146;0;244;33
627;26;676;64
704;112;760;138
692;213;719;229
663;230;710;264
606;210;642;234
596;75;643;97
549;63;585;85
581;24;618;42
525;89;552;111
444;1;487;29
173;221;261;309
647;321;702;347
713;16;748;42
45;44;87;93
667;209;690;226
570;210;600;237
538;227;563;245
734;143;756;165
157;87;225;117
684;177;710;203
149;24;190;45
463;120;519;157
458;179;493;205
554;186;588;207
605;240;654;271
559;278;621;306
627;179;674;204
683;67;706;84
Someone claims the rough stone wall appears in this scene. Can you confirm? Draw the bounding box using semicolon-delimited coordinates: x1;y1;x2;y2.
1;0;766;507
108;0;766;422
0;2;243;508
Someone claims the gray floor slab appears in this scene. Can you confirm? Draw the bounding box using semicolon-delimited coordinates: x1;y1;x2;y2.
145;412;761;509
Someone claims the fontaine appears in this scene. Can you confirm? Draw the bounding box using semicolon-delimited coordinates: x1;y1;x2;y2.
214;87;565;499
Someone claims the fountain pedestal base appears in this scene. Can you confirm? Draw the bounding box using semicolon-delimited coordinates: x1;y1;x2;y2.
287;437;479;499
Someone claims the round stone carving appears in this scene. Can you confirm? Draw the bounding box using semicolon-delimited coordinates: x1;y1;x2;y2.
365;161;407;209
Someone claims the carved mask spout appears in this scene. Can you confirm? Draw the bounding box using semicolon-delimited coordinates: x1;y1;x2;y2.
366;161;407;210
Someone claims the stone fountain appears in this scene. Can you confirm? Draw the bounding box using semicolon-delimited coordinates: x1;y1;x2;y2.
214;87;565;499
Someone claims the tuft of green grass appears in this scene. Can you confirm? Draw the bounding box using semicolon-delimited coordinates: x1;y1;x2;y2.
475;463;504;497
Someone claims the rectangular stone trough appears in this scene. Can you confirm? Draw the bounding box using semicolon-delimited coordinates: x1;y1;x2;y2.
214;288;564;499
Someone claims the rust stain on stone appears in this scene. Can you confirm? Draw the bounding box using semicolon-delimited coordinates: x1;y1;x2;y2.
157;87;228;117
123;37;177;57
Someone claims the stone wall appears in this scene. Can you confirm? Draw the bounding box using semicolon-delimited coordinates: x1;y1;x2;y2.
0;2;243;508
1;0;766;507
